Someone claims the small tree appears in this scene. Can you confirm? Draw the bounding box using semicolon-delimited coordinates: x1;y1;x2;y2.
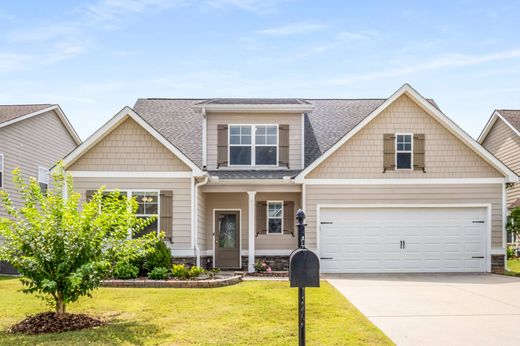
0;165;158;316
507;206;520;244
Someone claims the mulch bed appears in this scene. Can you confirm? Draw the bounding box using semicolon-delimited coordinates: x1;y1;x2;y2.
247;271;288;277
7;312;106;335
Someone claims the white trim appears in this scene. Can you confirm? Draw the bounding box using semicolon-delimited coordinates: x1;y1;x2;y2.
316;203;492;272
194;175;209;267
478;110;520;143
212;208;242;269
193;103;314;113
295;84;518;183
190;176;195;250
247;191;256;272
202;108;207;168
0;153;3;188
395;133;413;170
61;106;203;176
37;166;50;191
240;249;293;256
502;181;507;249
266;201;284;235
228;124;279;167
0;105;81;145
172;249;196;257
68;171;193;178
491;248;506;255
301;113;305;169
302;182;306;213
302;178;506;185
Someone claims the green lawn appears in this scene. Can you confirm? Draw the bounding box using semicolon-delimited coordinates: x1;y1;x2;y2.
0;276;392;346
507;259;520;274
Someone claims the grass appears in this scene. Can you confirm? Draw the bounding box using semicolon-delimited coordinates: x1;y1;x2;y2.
0;276;392;346
507;259;520;275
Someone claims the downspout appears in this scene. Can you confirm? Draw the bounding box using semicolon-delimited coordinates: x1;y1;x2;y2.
194;174;209;267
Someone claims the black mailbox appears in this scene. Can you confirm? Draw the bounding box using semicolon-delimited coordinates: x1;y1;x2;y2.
289;248;320;288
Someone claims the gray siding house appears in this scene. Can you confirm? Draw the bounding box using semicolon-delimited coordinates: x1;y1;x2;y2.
61;84;517;274
0;104;81;273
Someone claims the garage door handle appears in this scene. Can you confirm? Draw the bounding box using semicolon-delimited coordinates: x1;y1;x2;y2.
320;257;334;260
472;256;484;259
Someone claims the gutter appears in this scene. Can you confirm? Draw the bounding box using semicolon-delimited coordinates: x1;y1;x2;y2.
194;174;209;267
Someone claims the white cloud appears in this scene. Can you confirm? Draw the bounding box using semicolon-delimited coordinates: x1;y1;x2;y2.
82;0;185;23
204;0;286;15
331;49;520;85
258;22;328;36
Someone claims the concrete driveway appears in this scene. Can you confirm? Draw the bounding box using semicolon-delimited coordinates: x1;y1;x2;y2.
324;273;520;346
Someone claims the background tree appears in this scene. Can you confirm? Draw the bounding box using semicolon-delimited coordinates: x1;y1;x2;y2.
507;206;520;242
0;165;158;316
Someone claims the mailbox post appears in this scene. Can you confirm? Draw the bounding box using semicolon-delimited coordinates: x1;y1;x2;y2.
289;209;320;346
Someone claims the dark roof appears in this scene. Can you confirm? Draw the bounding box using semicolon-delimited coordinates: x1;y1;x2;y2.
497;110;520;133
208;170;302;179
133;97;439;176
196;98;310;105
0;104;53;125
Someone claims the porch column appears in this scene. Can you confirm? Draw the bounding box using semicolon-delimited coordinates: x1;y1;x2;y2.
247;191;256;272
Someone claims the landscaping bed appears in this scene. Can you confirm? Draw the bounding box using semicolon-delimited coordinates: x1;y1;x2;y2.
7;312;105;335
101;274;242;288
246;271;288;277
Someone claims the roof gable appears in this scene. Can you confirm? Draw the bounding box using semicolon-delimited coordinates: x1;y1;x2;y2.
295;84;518;182
62;106;203;175
478;110;520;144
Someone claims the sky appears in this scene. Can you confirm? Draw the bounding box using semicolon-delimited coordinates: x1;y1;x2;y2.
0;0;519;140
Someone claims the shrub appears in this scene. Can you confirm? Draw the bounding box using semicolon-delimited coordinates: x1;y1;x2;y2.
254;259;270;273
206;268;221;279
172;264;188;279
187;266;205;279
144;240;172;273
148;267;170;280
113;262;139;279
507;246;516;260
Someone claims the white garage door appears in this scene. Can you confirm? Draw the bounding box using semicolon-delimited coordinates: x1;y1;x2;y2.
319;207;487;273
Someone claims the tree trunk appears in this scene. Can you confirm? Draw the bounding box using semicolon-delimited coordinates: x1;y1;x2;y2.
56;300;66;316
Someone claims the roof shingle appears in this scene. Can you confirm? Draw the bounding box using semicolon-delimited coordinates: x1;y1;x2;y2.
0;104;53;125
497;110;520;133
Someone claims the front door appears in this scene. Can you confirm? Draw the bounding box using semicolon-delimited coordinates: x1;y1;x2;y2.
215;211;240;268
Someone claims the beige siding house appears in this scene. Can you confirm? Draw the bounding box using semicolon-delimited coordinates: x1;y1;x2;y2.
61;84;517;274
0;104;81;273
479;109;520;244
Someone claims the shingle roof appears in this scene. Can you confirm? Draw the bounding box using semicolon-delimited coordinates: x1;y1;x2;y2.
0;104;54;125
133;97;439;175
196;98;310;105
208;170;302;179
497;110;520;134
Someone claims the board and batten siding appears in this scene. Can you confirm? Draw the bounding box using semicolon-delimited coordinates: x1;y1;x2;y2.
481;118;520;208
73;177;192;251
206;113;302;170
307;94;503;179
0;110;78;217
203;192;300;252
304;184;503;250
69;117;190;172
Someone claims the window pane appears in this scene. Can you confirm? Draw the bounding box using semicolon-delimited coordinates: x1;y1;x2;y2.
135;218;157;238
230;126;240;135
255;146;277;165
242;135;251;145
268;219;282;234
396;152;412;169
133;192;158;215
230;135;240;144
268;202;282;217
219;214;237;248
255;135;266;144
242;126;251;135
255;126;266;135
266;126;277;135
230;146;252;165
266;135;277;145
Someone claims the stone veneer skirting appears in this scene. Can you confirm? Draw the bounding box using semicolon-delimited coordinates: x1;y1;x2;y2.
491;254;505;273
101;275;242;288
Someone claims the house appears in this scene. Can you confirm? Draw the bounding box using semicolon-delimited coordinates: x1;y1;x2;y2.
478;109;520;245
61;84;517;274
0;104;81;273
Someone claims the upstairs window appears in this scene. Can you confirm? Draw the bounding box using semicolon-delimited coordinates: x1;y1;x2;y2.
229;125;278;166
395;134;412;170
38;167;49;193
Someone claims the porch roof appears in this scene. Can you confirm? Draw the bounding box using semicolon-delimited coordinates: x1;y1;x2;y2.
207;170;301;179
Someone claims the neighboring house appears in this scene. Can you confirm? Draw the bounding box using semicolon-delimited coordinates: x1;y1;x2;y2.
0;104;81;273
478;109;520;245
61;84;517;274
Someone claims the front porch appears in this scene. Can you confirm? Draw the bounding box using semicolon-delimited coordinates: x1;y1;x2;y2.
197;184;302;272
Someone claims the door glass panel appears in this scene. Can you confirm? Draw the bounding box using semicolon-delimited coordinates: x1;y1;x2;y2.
219;214;237;248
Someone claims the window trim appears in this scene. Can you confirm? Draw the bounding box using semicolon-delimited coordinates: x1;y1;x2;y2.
38;166;50;192
266;200;284;235
102;189;161;238
228;124;279;167
0;154;3;188
395;133;413;170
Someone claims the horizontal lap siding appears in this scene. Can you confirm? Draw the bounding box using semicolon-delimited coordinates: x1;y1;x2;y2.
305;184;503;250
69;117;190;172
206;113;302;170
73;177;192;251
0;110;78;217
307;95;503;179
204;192;300;251
481;118;520;207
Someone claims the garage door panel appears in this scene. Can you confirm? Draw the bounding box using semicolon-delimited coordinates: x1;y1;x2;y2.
320;207;487;273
